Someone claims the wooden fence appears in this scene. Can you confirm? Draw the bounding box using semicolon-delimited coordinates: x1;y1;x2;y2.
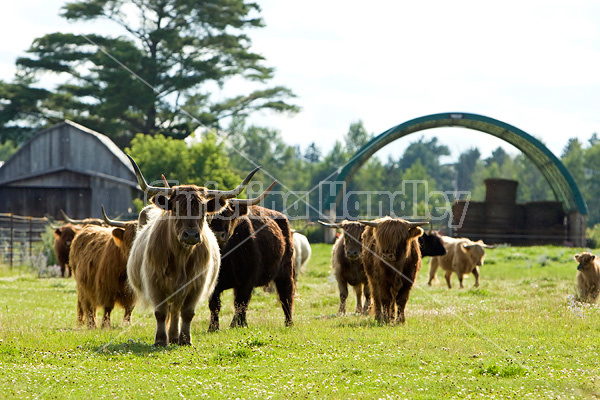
0;213;48;268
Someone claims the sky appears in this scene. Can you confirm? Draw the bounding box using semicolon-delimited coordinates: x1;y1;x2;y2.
1;0;600;164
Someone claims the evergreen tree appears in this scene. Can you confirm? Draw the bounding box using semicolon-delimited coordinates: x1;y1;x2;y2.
485;147;509;168
344;120;371;153
561;138;585;187
304;143;322;164
455;148;480;192
4;0;298;147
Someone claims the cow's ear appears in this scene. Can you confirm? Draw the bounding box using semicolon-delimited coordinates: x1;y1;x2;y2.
111;228;125;247
409;226;424;239
54;228;61;238
206;197;227;214
151;193;170;211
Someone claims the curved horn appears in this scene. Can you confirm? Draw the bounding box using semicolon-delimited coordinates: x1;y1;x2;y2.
61;209;83;224
358;220;380;228
101;205;127;228
126;154;173;197
205;166;261;199
229;181;277;206
161;174;171;189
318;220;342;229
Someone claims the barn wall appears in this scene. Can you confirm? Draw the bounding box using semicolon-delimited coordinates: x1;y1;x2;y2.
0;121;140;219
90;177;137;218
0;122;135;183
0;187;91;218
6;170;90;188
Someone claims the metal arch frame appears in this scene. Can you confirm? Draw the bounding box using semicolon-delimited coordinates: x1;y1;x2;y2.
326;112;588;215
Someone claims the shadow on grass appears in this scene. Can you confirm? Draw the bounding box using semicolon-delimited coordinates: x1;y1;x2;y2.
90;339;179;356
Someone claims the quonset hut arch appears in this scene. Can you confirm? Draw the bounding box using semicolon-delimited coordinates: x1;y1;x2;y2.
324;112;587;246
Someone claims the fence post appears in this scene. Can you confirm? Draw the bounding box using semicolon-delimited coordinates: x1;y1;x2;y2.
28;217;33;259
9;213;14;269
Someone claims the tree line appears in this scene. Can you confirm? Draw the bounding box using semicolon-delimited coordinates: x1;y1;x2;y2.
124;118;600;233
0;0;599;241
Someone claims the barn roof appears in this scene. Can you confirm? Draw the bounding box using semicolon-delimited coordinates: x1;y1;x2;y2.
326;112;587;215
0;120;137;188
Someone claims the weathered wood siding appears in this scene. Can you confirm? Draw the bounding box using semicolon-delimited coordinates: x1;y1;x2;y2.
0;121;138;219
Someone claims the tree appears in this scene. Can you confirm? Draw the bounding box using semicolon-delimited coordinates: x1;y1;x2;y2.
0;140;18;161
0;73;52;144
344;120;371;153
304;142;322;164
485;147;509;168
561;138;585;187
455;148;480;192
126;131;242;191
7;0;298;148
398;136;453;191
583;142;600;226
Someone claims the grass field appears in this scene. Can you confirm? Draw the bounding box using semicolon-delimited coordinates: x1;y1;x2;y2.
1;244;599;399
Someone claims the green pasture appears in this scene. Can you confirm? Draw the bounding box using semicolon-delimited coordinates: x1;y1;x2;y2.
1;244;599;399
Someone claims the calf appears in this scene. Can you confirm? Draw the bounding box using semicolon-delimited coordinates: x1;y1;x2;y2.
208;182;295;331
574;252;600;302
53;223;81;277
69;207;138;328
360;217;427;324
319;220;370;314
428;236;494;289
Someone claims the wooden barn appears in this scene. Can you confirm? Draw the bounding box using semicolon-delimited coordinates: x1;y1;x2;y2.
0;121;138;219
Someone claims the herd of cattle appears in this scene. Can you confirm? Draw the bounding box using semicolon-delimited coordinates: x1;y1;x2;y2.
51;155;600;345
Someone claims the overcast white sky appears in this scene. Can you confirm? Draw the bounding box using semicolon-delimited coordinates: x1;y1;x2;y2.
1;0;599;164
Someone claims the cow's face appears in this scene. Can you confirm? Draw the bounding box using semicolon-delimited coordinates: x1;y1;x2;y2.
575;252;597;271
371;218;424;263
463;241;486;266
419;231;447;257
209;203;250;246
54;224;79;249
340;222;365;260
153;185;227;246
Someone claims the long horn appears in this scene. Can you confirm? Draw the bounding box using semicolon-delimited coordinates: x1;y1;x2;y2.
205;166;261;199
101;205;128;228
61;209;83;224
161;174;170;188
126;154;173;196
318;220;342;229
229;181;277;206
358;220;380;228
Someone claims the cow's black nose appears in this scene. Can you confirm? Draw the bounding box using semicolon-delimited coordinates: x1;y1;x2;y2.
181;229;200;245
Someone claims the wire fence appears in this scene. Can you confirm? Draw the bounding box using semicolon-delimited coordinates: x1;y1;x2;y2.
0;214;48;268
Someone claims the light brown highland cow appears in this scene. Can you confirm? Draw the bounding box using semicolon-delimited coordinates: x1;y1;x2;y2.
574;252;600;303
